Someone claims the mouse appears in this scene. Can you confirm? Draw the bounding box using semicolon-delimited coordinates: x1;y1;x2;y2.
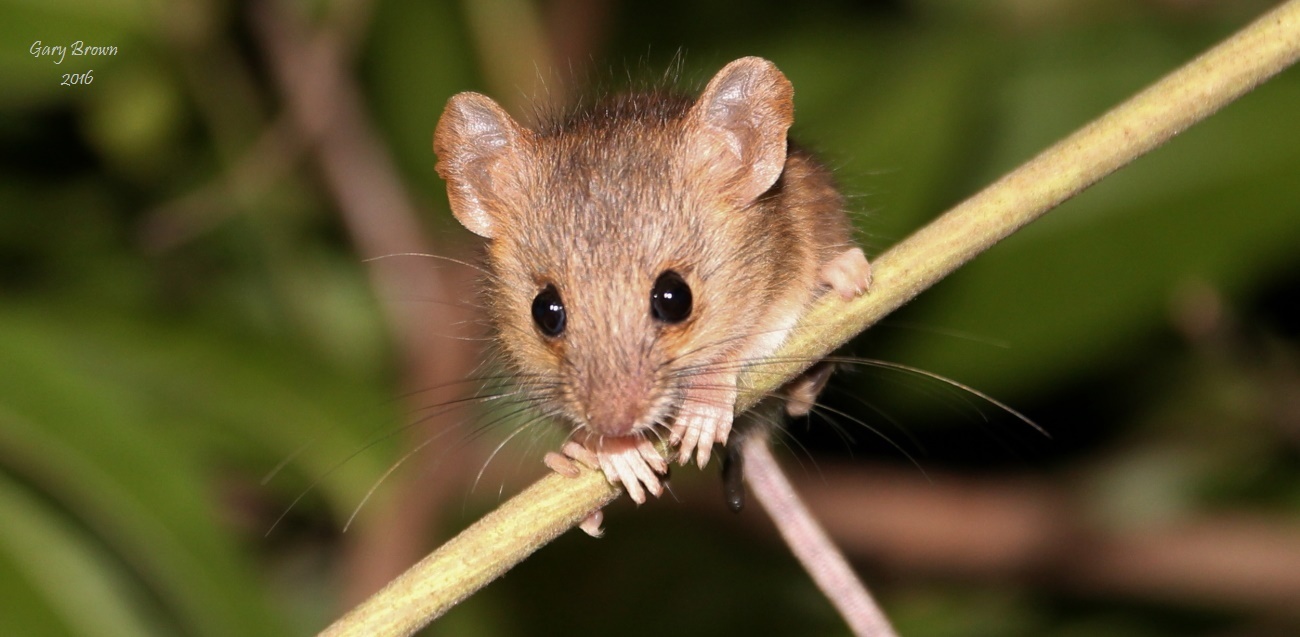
432;57;871;519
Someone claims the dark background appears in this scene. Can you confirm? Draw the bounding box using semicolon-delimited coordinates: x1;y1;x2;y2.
2;0;1299;635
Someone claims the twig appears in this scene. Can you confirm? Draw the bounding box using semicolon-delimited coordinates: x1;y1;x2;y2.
319;467;617;636
317;2;1300;635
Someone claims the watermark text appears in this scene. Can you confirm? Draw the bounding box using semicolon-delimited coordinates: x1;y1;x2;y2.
30;40;118;65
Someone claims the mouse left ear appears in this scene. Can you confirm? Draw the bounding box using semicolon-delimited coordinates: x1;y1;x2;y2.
684;57;794;206
434;92;532;239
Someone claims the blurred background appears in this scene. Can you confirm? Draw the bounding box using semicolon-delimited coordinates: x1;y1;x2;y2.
3;0;1300;635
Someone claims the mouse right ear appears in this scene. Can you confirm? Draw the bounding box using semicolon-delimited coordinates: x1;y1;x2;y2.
433;92;531;239
684;57;794;207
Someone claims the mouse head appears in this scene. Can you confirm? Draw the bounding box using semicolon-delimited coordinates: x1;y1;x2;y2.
434;57;794;438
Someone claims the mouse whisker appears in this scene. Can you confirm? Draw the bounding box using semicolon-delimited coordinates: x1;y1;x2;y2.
390;375;509;404
344;403;551;532
362;251;492;277
786;397;927;475
817;385;927;456
471;411;556;496
271;361;561;536
665;356;816;379
660;324;806;368
268;405;478;536
458;401;552;446
820;357;1045;437
383;295;487;313
343;433;445;533
404;388;529;418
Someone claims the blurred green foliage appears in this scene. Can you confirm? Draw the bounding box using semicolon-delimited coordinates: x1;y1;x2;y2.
2;0;1298;636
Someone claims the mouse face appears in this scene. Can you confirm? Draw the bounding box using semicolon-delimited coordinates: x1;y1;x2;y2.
485;99;773;439
435;58;805;442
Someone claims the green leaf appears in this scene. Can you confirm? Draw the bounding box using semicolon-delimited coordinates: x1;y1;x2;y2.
0;306;306;637
0;471;161;637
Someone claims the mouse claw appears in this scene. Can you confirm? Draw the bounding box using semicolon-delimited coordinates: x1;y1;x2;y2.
692;411;737;469
577;511;605;538
616;455;647;503
671;381;737;468
821;247;872;300
627;451;664;500
546;441;600;479
695;442;714;469
637;437;668;474
606;452;649;504
673;413;707;466
543;451;581;478
784;361;836;418
582;436;666;505
551;434;669;505
561;440;600;469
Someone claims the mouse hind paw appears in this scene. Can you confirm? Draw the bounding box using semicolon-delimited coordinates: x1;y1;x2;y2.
784;360;836;418
577;511;605;537
821;247;872;300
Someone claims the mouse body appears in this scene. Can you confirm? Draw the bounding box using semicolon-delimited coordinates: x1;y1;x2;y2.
434;57;870;507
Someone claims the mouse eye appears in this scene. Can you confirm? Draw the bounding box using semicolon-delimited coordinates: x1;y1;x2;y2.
531;284;566;337
650;270;692;324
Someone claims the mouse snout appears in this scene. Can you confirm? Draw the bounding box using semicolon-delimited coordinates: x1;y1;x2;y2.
583;398;646;437
580;370;655;437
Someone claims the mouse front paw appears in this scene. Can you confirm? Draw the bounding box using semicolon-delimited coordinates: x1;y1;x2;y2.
670;381;738;468
547;436;668;505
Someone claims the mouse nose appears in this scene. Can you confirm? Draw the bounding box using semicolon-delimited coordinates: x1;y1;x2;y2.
582;361;655;439
583;382;652;437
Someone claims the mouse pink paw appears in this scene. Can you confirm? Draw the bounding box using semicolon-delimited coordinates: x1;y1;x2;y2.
820;247;872;300
784;361;836;418
577;510;605;537
544;441;599;478
550;435;666;505
670;381;738;468
597;436;668;504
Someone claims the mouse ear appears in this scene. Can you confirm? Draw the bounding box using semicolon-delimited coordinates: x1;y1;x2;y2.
433;92;531;239
684;57;794;206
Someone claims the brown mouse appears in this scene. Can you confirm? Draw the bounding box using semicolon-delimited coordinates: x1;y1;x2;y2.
433;57;870;515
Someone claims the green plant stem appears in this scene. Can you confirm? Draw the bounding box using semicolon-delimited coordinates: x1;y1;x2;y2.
319;469;615;637
319;3;1300;635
